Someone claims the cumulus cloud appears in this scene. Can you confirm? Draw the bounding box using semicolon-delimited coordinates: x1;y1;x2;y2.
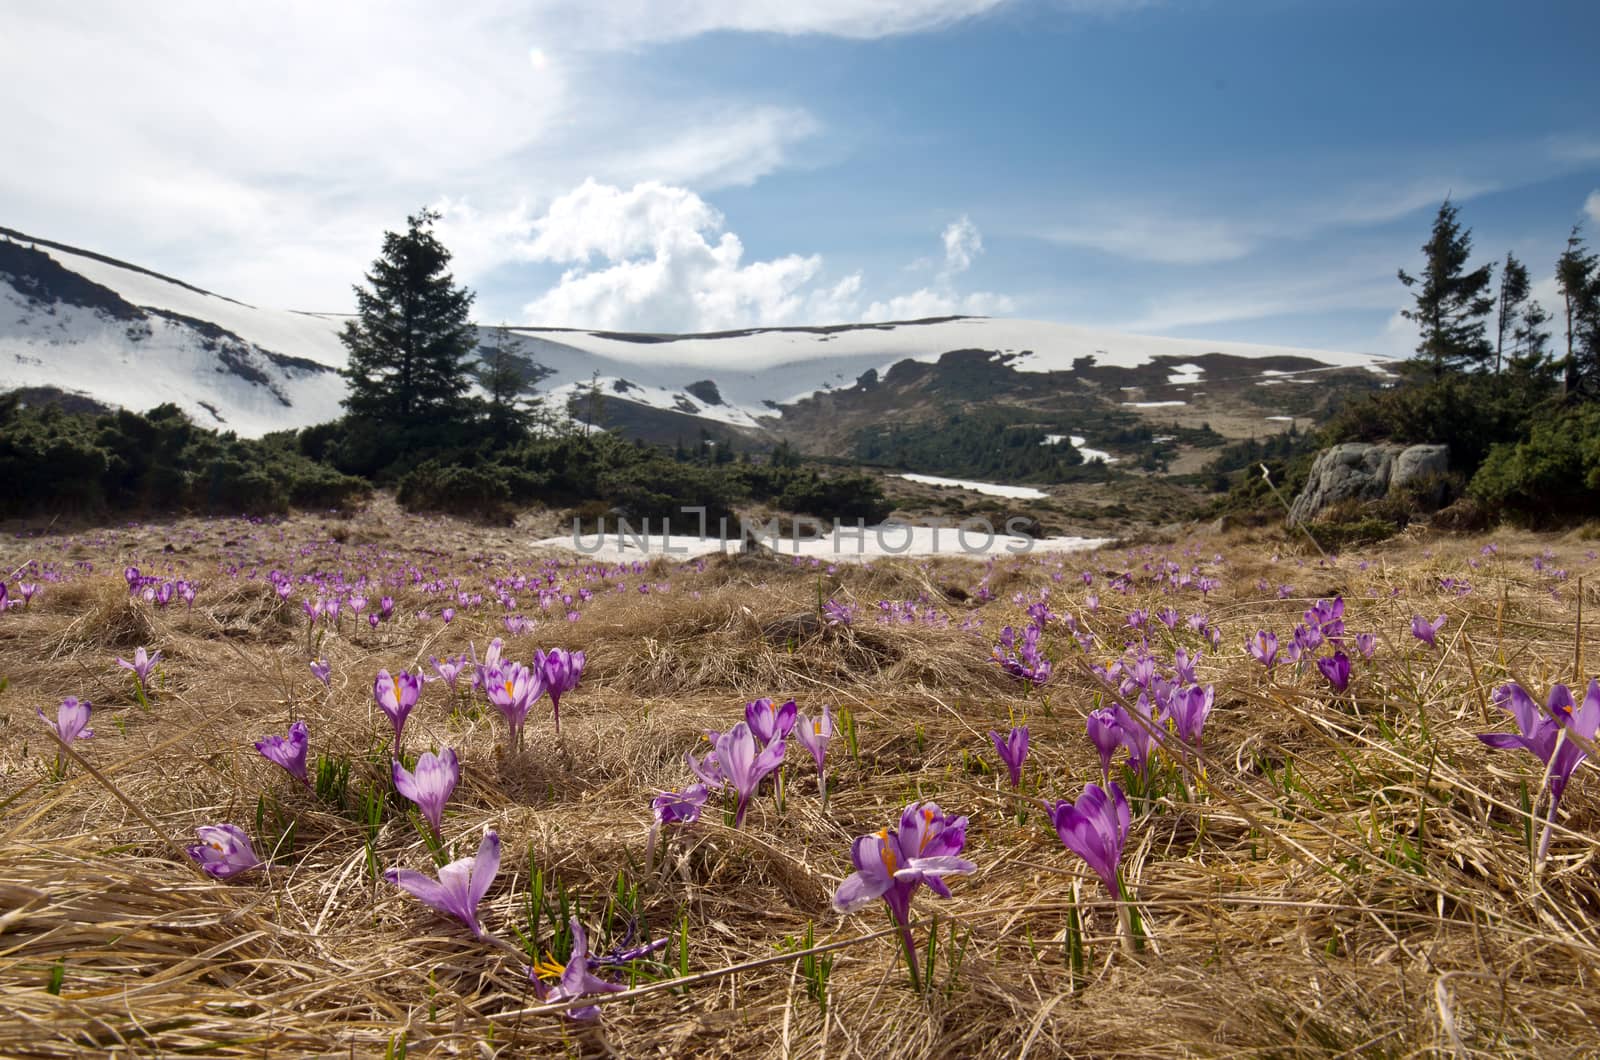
1587;190;1600;223
494;182;1011;330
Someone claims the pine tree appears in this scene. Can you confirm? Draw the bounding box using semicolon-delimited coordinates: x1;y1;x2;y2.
1398;200;1496;378
1556;225;1600;399
340;209;477;428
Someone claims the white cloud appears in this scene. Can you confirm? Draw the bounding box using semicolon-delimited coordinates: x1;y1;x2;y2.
1;2;829;310
1586;190;1600;224
538;0;1012;48
942;215;983;273
495;183;1012;330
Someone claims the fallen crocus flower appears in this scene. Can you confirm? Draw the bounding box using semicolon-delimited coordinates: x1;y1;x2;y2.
1479;679;1600;860
39;696;94;746
1047;781;1131;898
255;720;310;785
714;722;786;827
684;735;727;790
186;824;263;880
374;669;424;746
745;697;798;746
989;725;1030;788
309;659;332;688
393;748;461;841
832;802;975;991
384;829;500;938
652;783;709;826
538;648;585;733
1411;614;1447;647
532;918;626;1020
1317;651;1351;693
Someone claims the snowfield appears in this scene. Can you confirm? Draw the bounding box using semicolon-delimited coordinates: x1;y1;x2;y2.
1;228;1395;438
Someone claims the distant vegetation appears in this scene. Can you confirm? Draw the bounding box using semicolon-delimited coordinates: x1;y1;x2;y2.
1210;200;1600;530
0;212;889;527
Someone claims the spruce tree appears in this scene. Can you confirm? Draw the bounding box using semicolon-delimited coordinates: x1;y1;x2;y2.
341;209;477;429
1556;225;1600;399
478;325;538;446
1495;252;1530;374
1397;200;1495;378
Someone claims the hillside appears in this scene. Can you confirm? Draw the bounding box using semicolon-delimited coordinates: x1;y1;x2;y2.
1;226;1393;473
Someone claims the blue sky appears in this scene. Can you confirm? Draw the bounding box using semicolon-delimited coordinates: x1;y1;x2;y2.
8;0;1600;354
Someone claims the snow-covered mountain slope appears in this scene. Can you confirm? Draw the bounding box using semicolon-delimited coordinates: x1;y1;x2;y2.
1;226;1393;445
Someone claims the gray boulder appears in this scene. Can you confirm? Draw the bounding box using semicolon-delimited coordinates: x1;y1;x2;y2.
1288;443;1448;526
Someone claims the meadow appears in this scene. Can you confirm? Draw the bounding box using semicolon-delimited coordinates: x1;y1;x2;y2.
2;501;1598;1057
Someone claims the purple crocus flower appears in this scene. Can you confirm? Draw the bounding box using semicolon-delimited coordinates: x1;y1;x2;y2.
186;823;263;880
745;697;798;746
535;918;626;1020
117;646;161;690
374;669;423;745
1479;680;1600;859
684;734;726;789
431;655;468;692
39;696;94;745
795;706;834;803
1166;685;1214;747
1410;614;1447;647
833;803;974;988
714;722;786;827
1248;630;1278;669
486;662;544;749
255;720;310;785
1316;651;1351;692
537;648;586;733
1112;693;1159;777
1048;781;1131;898
392;748;460;841
384;829;500;938
651;783;710;825
1354;633;1377;659
309;659;332;687
989;725;1030;788
1086;708;1121;781
19;582;37;606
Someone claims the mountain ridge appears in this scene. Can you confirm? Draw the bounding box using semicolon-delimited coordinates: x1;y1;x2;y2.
0;225;1393;470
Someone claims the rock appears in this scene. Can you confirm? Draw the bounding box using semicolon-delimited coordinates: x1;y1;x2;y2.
1288;443;1449;526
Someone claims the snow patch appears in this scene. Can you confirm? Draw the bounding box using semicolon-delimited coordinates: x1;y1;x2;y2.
897;473;1048;500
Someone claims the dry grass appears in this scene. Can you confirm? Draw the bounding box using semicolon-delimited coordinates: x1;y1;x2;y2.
3;511;1600;1057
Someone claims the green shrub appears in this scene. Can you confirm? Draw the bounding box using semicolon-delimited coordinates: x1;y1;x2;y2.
397;461;514;520
776;471;893;523
1469;404;1600;524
